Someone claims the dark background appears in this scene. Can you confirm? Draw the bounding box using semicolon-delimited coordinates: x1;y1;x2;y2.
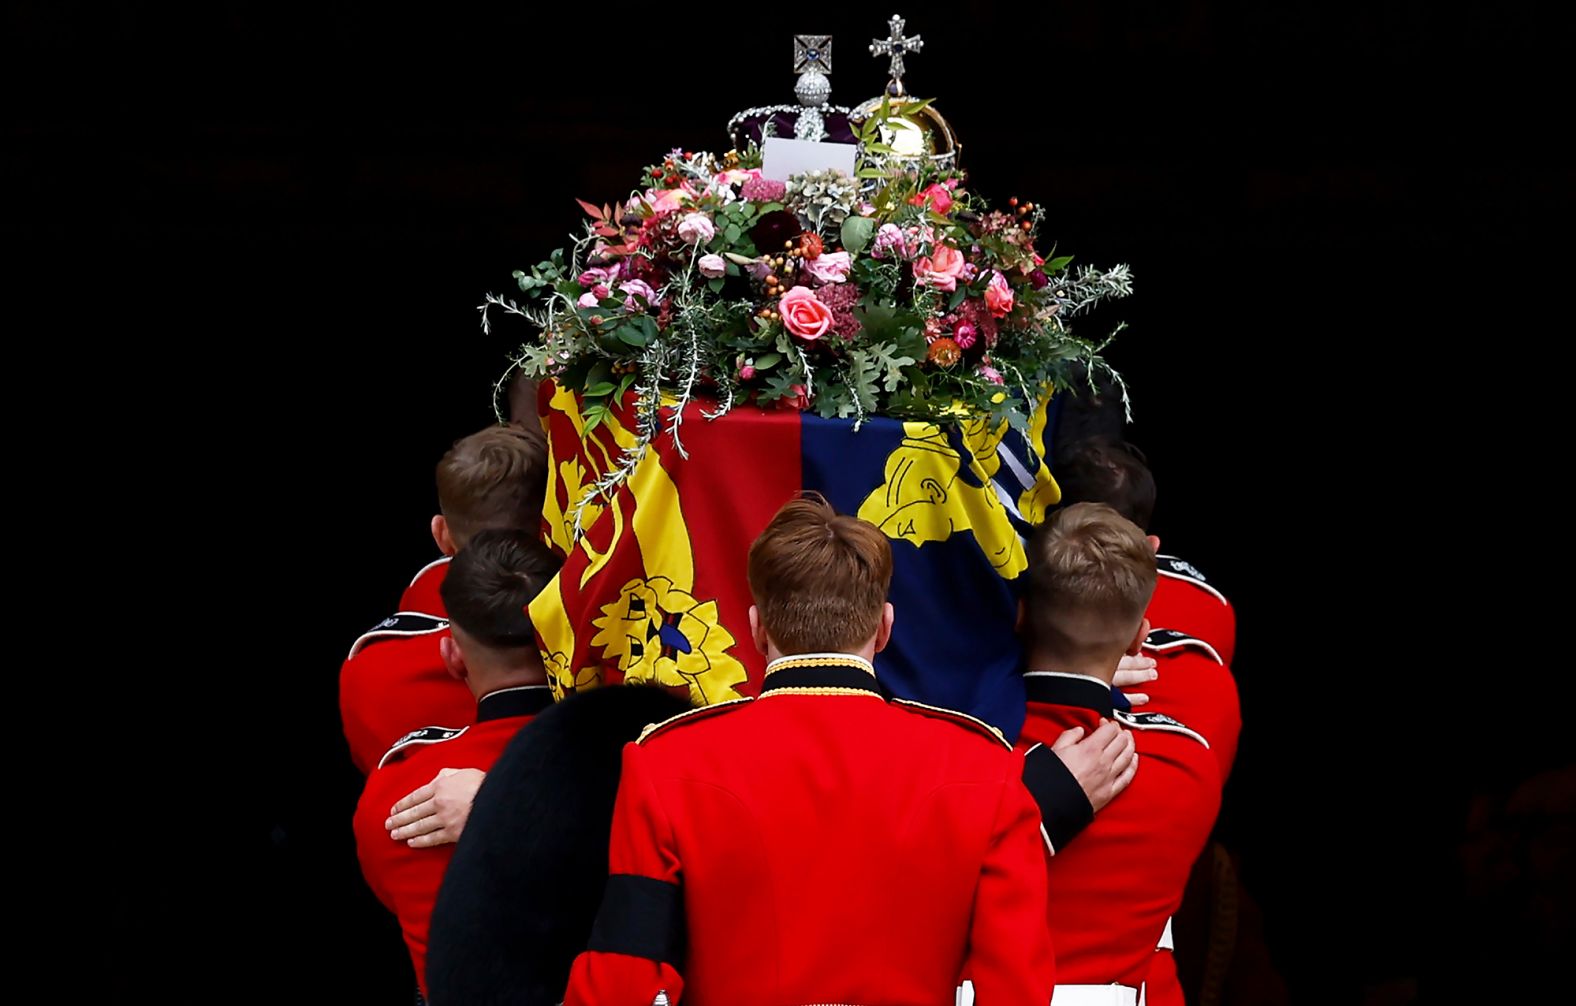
14;1;1569;1002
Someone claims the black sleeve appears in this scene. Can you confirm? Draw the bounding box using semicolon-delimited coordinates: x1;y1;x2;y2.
1021;743;1095;852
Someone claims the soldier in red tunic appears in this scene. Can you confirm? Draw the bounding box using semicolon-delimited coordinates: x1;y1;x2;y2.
1052;437;1235;664
1017;503;1228;1006
564;495;1056;1006
353;529;562;999
400;420;547;616
339;422;546;774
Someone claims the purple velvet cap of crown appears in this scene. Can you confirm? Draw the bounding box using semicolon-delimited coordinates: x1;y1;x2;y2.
727;107;858;149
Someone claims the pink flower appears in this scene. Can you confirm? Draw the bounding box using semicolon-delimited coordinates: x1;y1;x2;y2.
871;223;910;261
698;253;727;279
978;364;1005;385
619;279;656;312
715;167;762;187
646;185;694;215
953;322;978;349
908;183;954;213
923;183;954;213
578;267;611;288
739;364;756;380
913;244;966;291
960;262;979;282
677;213;715;245
593;283;610;299
577;291;600;308
778;285;834;341
776;383;811;411
984;270;1015;317
803;250;852;285
740;177;787;202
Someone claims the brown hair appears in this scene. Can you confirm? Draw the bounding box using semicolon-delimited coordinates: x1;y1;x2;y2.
439;528;562;649
1025;502;1157;658
436;423;547;550
746;493;893;654
1053;437;1156;531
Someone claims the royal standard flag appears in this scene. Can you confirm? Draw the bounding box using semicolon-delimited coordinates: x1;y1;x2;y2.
530;380;1062;740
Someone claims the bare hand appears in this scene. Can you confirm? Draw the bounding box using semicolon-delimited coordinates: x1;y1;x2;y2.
1113;653;1159;708
1051;719;1138;813
385;767;486;848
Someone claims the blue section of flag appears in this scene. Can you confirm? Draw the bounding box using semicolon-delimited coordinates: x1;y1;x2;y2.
800;414;1033;741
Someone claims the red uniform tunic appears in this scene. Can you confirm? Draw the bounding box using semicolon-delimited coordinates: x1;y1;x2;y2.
354;684;553;996
1149;554;1235;666
564;654;1055;1006
398;556;450;617
1020;672;1222;1006
338;612;474;775
1130;630;1243;1006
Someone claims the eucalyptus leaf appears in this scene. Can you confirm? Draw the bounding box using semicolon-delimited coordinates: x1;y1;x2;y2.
841;215;876;256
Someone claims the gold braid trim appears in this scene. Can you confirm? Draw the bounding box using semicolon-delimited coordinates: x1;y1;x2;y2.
637;697;754;744
757;687;884;698
765;655;876;673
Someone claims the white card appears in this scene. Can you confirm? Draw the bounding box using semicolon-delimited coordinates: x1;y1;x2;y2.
761;137;857;182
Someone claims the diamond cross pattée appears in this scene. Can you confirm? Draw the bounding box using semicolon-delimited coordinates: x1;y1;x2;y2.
869;14;923;94
794;35;833;75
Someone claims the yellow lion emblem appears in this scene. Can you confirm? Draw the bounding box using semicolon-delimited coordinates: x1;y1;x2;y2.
590;576;750;706
857;401;1060;579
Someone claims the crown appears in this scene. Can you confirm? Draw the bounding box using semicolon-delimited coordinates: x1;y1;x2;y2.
726;34;857;148
726;16;959;166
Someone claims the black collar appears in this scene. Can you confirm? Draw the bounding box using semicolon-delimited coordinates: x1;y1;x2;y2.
761;654;884;697
1023;672;1114;717
477;685;554;723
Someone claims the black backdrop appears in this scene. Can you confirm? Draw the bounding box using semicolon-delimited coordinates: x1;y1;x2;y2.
16;2;1569;1003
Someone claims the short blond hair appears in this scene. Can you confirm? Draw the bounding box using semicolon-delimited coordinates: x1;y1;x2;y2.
436;423;547;550
747;493;893;654
1025;502;1156;657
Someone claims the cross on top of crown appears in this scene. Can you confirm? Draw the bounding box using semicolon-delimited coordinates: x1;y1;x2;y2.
793;35;832;76
869;14;923;95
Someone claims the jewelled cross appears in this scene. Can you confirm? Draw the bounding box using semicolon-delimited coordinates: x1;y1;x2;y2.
794;35;832;75
869;14;923;94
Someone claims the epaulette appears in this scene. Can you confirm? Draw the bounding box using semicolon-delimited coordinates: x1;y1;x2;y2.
1114;709;1210;749
891;699;1011;749
1155;554;1229;605
347;612;449;660
637;697;754;744
1143;628;1224;665
377;725;469;769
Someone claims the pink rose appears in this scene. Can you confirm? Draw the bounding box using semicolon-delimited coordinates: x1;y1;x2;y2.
984;270;1015;317
802;251;852;285
776;383;811;411
871;223;909;261
578;267;611;288
778;285;833;341
913;244;966;292
922;183;954;213
577;291;600;308
739;364;756;380
698;253;727;279
953;322;978;349
592;283;610;299
677;213;716;245
619;279;656;312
